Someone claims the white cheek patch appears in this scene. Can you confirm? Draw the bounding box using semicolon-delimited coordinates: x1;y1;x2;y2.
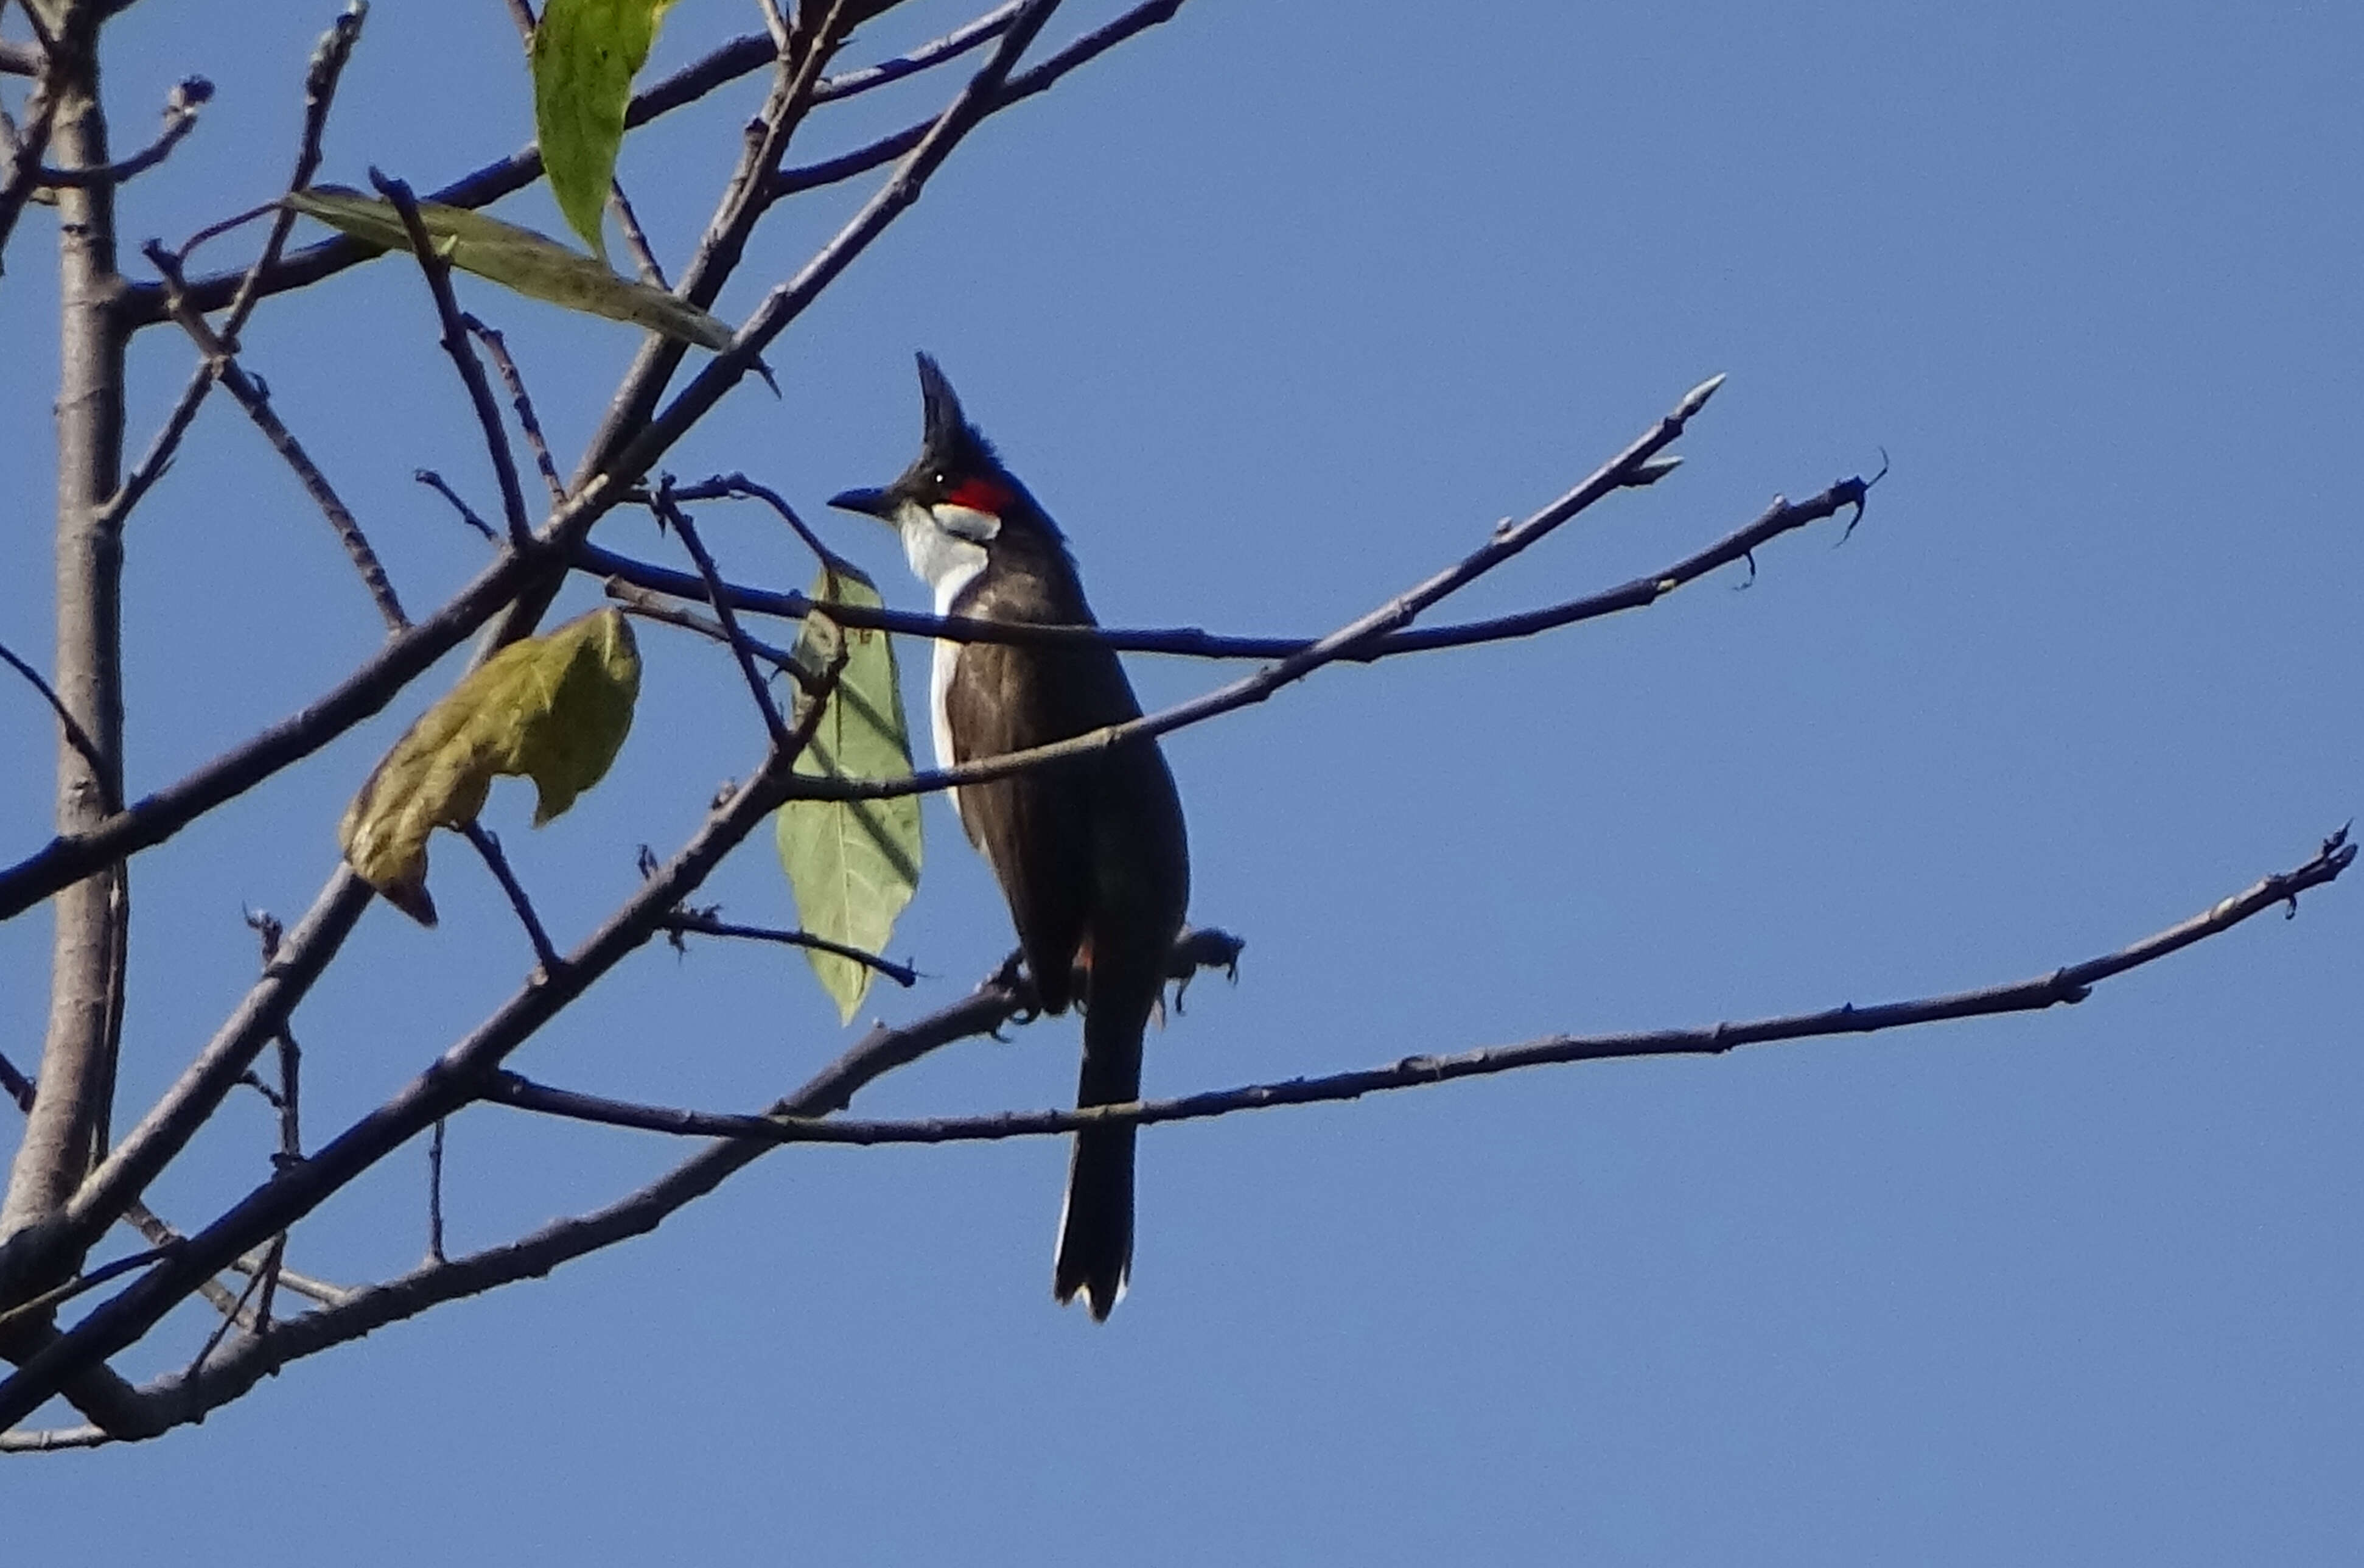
930;502;1001;544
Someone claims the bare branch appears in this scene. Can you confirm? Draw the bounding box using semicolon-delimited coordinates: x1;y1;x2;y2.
605;578;811;685
0;1244;166;1337
464;320;567;504
565;0;859;497
4;10;131;1300
491;833;2360;1150
649;485;789;742
144;242;411;631
0;943;1190;1442
0;74;57;267
71;816;2352;1455
772;374;1736;809
461;824;560;976
424;1121;447;1264
413;468;498;541
31;74;207;187
775;0;1183;199
591;0;1084;513
369;169;532;545
607;177;667;288
584;472;1869;662
136;4;1033;318
0;724;824;1429
658;908;918;987
814;2;1019;102
0;635;103;777
99;2;367;531
0;1419;111;1451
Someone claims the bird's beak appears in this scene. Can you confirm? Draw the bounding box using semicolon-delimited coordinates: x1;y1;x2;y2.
827;485;896;520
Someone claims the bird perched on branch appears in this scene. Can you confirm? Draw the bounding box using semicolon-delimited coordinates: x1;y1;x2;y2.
830;354;1191;1320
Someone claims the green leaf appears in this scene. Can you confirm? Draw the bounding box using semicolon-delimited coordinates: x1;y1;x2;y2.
284;186;730;349
531;0;675;257
775;564;923;1023
340;609;642;925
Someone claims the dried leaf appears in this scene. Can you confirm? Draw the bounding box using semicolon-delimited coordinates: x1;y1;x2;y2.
775;565;922;1022
284;186;730;349
340;609;642;925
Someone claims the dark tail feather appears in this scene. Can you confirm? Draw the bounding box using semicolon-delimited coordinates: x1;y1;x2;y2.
1054;987;1148;1320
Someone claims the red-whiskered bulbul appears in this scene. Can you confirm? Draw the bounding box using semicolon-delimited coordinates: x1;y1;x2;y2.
830;354;1190;1320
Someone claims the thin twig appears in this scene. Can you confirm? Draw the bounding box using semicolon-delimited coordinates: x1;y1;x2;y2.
0;0;1153;933
605;580;816;690
119;1199;346;1308
425;1121;447;1265
26;821;2349;1449
32;74;208;187
817;2;1019;102
702;472;839;564
121;0;1018;319
0;1047;32;1108
413;469;498;541
775;0;1181;199
371;169;532;545
585;472;1856;662
651;485;789;741
0;1246;168;1337
565;0;857;497
184;1256;267;1379
0;729;828;1430
462;822;561;976
658;909;918;985
583;0;1077;527
775;374;1731;809
0;635;105;776
0;73;57;267
465;318;566;505
607;178;667;289
249;1233;288;1338
247;908;304;1165
102;3;366;529
493;830;2360;1152
142;242;410;631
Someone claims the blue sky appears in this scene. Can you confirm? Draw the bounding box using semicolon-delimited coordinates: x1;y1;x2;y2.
5;1;2359;1561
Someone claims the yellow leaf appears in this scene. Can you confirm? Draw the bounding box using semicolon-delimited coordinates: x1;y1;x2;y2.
340;609;642;925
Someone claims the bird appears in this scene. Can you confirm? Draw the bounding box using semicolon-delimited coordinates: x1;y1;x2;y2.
830;354;1191;1320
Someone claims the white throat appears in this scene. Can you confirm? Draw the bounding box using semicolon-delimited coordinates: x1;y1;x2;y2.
892;501;999;823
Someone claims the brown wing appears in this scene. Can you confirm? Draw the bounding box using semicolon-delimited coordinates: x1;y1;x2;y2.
942;636;1097;1014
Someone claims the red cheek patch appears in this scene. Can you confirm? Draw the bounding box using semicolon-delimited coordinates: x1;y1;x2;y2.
945;476;1013;516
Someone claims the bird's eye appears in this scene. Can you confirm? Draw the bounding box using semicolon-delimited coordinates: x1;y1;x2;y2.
931;470;948;489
